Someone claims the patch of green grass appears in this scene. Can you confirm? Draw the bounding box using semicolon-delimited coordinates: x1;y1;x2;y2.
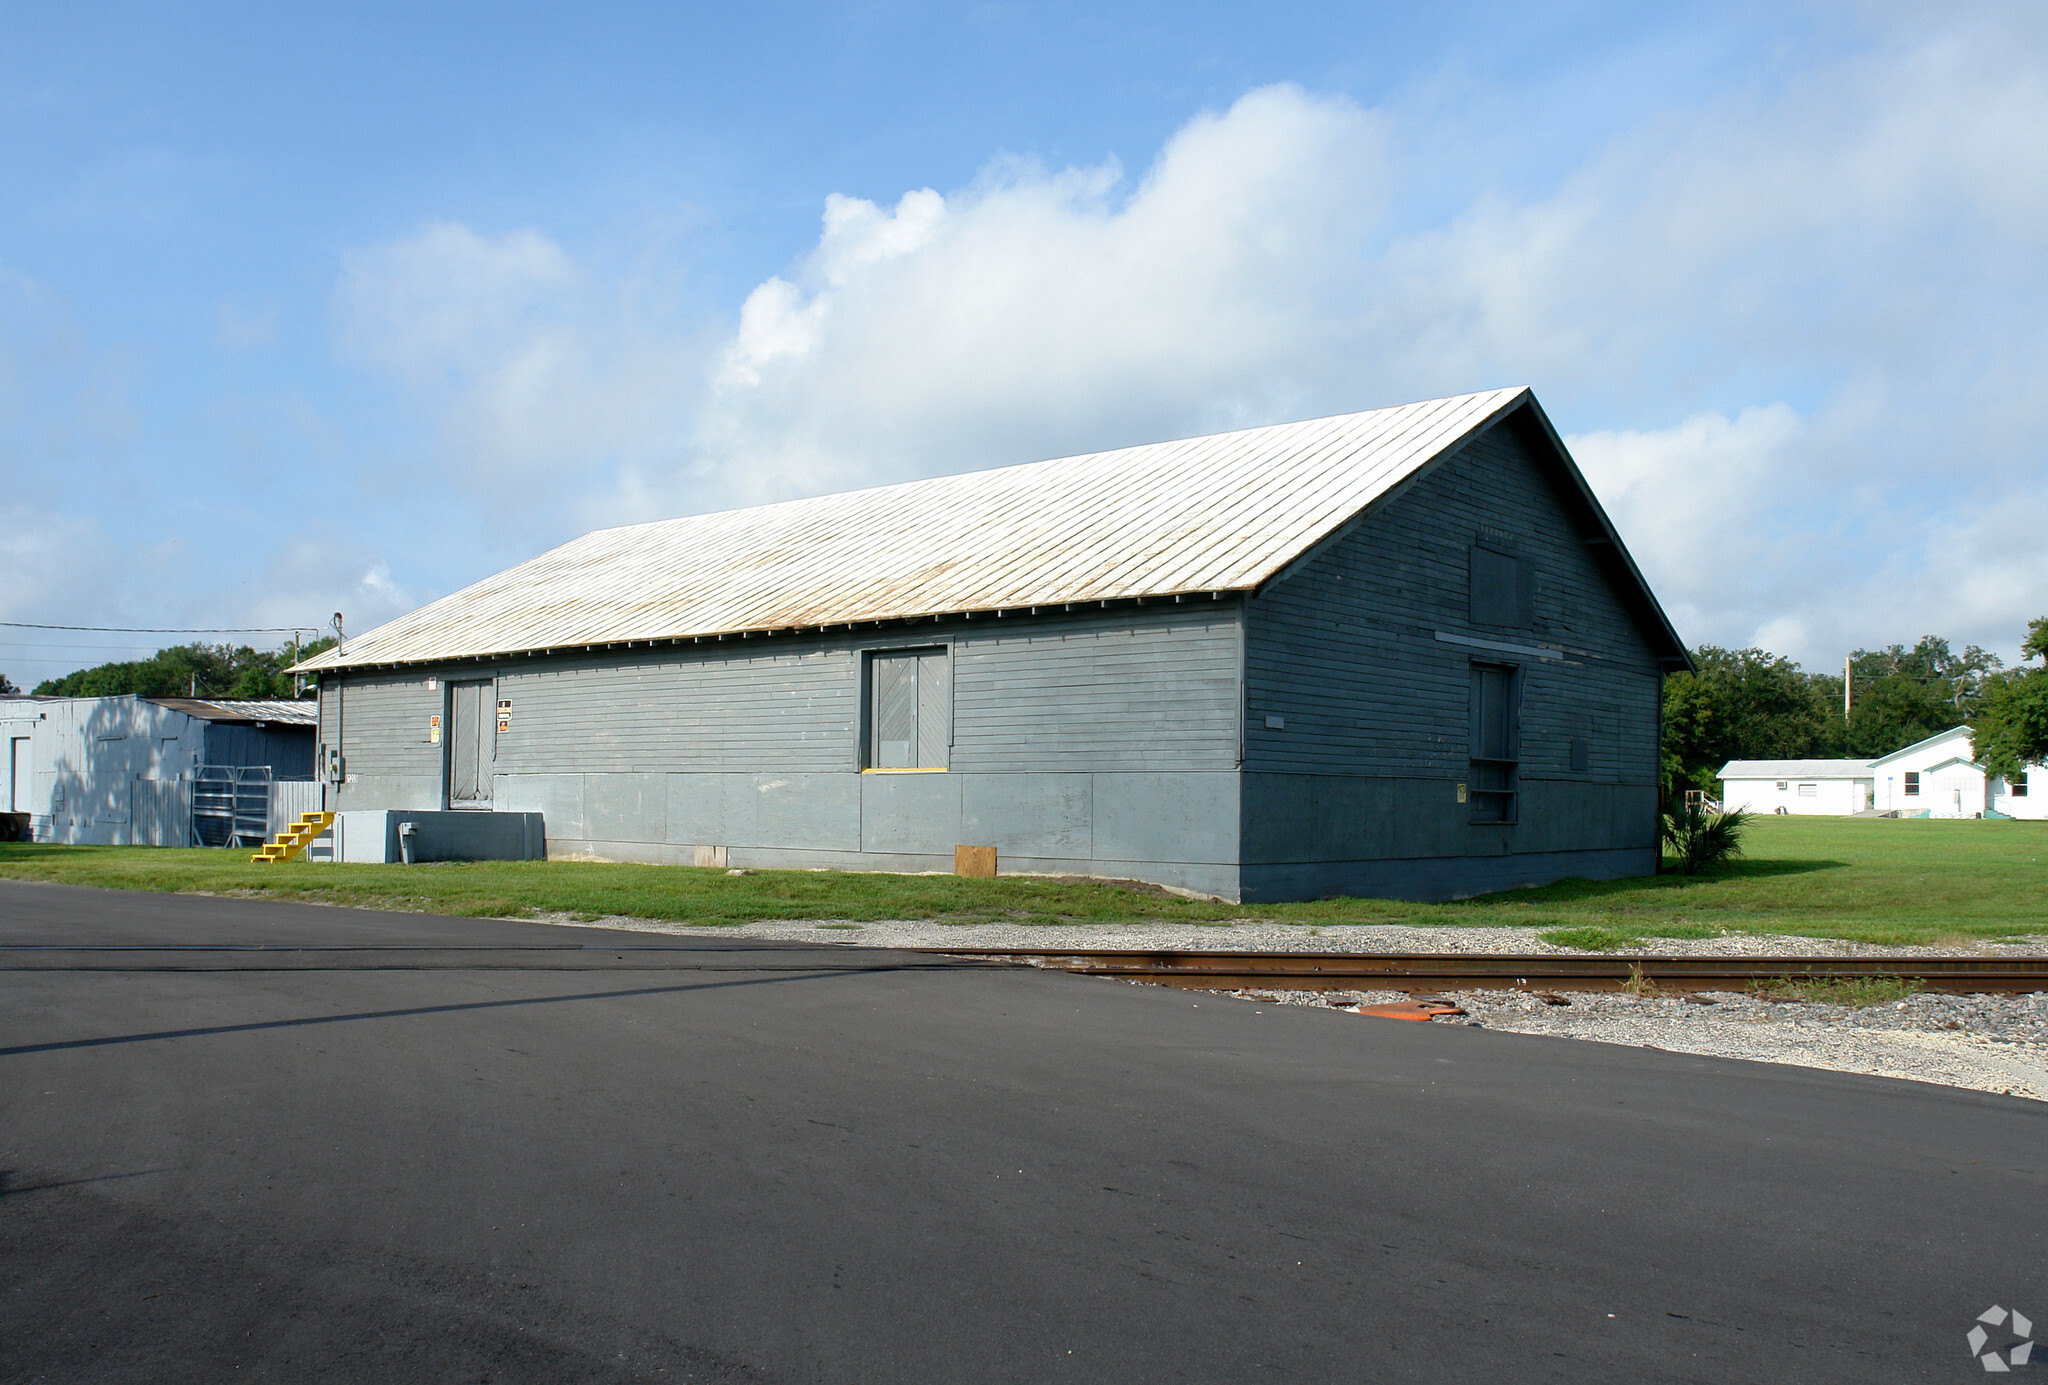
0;845;1245;927
1538;922;1727;950
2;817;2043;947
1748;974;1929;1007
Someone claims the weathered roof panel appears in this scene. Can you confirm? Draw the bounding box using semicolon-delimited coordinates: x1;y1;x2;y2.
145;697;320;726
296;387;1670;672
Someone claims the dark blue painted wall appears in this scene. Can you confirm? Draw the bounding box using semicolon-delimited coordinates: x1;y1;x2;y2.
1240;412;1663;900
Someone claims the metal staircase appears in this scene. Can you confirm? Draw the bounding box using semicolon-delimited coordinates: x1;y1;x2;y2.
251;811;335;864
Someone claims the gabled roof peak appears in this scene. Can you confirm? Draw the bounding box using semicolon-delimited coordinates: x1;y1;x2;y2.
1870;725;1975;767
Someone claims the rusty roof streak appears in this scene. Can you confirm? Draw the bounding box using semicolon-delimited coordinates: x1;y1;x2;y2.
295;388;1532;672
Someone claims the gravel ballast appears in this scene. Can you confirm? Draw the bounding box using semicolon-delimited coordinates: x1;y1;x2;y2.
535;913;2048;1103
1227;985;2048;1104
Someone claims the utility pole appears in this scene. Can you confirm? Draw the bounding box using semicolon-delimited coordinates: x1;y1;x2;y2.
1844;655;1852;722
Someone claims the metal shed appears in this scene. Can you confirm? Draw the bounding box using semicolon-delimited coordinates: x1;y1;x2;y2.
0;694;320;847
296;388;1691;901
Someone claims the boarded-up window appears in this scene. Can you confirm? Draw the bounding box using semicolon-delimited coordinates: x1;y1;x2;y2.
1470;543;1533;627
867;648;950;770
1468;662;1519;824
1569;736;1590;774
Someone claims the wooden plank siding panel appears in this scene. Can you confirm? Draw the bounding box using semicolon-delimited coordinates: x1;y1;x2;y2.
1244;420;1661;785
491;647;857;776
330;673;443;781
952;608;1240;774
319;603;1241;788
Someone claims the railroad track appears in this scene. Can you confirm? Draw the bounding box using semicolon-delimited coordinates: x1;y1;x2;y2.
918;949;2048;995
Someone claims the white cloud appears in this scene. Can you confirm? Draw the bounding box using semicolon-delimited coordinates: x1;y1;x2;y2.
245;541;416;636
333;221;701;508
330;9;2048;666
1565;404;1806;647
336;221;579;381
669;85;1394;510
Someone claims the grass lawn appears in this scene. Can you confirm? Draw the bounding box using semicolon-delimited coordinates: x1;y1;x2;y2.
0;816;2041;949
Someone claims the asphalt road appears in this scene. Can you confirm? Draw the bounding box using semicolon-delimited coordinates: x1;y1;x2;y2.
1;880;2042;1383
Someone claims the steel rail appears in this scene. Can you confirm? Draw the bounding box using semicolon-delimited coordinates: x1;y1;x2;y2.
911;949;2048;995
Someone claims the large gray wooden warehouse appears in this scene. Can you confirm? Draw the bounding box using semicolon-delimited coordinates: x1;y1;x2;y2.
295;387;1689;901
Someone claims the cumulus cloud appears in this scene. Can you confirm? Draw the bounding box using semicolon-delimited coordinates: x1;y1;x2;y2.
245;540;416;637
333;220;701;506
674;85;1393;508
1566;405;1806;645
333;7;2048;666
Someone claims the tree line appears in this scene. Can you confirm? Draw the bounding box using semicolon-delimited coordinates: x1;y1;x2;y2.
1664;619;2048;796
17;637;336;701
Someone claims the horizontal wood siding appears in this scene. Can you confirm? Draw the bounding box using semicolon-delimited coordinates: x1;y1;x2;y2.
323;603;1239;782
951;606;1240;773
332;673;442;780
1245;417;1662;786
493;645;855;775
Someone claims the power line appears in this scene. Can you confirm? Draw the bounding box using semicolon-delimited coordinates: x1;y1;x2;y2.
0;621;319;635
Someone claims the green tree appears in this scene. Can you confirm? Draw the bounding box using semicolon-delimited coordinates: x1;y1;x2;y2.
2023;617;2048;667
1973;672;2048;781
0;672;18;695
1849;635;2001;714
1661;645;1841;797
1972;618;2048;782
31;637;332;700
1843;674;1958;757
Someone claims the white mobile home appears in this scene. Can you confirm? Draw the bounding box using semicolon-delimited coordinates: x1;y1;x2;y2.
1720;728;2046;820
1717;760;1875;816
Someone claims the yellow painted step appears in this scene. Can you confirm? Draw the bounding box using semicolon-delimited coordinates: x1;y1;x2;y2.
250;811;336;864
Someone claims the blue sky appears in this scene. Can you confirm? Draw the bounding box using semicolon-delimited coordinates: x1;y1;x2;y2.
3;1;2043;685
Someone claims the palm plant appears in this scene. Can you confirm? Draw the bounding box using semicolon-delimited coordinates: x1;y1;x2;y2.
1660;802;1749;875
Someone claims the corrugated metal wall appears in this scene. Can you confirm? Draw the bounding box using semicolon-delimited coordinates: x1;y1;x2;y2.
5;696;320;847
19;697;207;844
203;723;317;778
130;779;192;846
267;780;328;837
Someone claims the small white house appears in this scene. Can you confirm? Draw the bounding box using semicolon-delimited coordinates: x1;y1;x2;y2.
1720;727;2046;820
1871;726;2044;820
1717;760;1876;816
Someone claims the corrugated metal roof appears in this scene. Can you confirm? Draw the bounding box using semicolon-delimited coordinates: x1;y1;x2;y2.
1718;760;1876;780
145;697;320;726
297;387;1609;672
